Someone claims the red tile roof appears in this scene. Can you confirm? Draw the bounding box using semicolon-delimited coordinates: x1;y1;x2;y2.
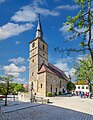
38;63;69;81
74;81;89;85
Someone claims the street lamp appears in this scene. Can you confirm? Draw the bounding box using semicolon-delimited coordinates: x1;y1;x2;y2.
30;82;33;102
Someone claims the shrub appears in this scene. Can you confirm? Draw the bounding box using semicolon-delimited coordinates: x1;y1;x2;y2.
59;91;62;95
47;92;52;97
55;92;57;96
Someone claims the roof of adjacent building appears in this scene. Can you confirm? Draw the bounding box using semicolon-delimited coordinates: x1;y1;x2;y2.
38;63;69;81
74;82;89;85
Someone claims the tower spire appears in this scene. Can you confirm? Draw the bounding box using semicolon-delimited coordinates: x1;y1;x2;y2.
36;14;43;39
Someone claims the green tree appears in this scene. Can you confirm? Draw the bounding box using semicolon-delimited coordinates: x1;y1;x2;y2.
0;75;14;106
0;83;7;94
10;83;25;94
57;0;93;65
67;81;76;91
75;56;93;92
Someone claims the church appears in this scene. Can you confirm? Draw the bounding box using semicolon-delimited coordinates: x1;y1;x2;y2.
29;18;69;97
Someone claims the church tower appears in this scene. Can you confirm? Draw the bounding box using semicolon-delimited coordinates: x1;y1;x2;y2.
29;18;48;94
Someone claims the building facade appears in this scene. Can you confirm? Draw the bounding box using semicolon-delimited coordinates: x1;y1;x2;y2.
75;85;89;93
29;18;69;97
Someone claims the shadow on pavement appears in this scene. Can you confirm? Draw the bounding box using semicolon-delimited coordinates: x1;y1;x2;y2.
1;102;93;120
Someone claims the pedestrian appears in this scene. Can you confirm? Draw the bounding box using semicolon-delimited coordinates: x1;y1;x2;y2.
89;92;92;99
86;92;89;98
80;91;83;98
76;91;78;96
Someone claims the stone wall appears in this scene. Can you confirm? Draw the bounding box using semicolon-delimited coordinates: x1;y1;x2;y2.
37;72;46;97
18;92;30;102
46;72;67;96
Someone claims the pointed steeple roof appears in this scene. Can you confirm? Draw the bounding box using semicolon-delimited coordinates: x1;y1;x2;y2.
36;16;43;39
37;18;42;32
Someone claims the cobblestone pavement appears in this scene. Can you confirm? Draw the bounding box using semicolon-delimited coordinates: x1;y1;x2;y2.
1;96;93;120
49;96;93;115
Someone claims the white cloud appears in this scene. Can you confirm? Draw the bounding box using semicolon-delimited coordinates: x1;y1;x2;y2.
16;41;20;45
54;58;76;80
0;0;6;4
0;1;60;40
3;63;26;77
35;6;60;16
8;57;25;64
59;24;74;40
15;78;26;83
11;5;60;22
54;60;69;72
76;54;88;63
6;72;20;78
57;5;80;10
11;6;37;22
59;24;71;33
1;62;28;83
59;21;93;43
0;22;34;40
3;63;26;73
69;68;76;78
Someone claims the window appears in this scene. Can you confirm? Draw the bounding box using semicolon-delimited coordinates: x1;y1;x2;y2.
60;81;61;88
32;42;35;48
51;85;52;92
86;87;88;89
78;86;80;89
32;59;34;63
32;72;34;76
82;86;84;89
43;44;45;50
41;84;42;88
43;54;45;56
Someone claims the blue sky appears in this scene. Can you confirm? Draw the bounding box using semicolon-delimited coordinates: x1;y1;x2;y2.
0;0;88;83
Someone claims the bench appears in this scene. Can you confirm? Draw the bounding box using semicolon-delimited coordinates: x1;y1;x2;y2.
33;96;49;104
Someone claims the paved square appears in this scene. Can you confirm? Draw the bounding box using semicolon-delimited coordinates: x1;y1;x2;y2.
1;96;93;120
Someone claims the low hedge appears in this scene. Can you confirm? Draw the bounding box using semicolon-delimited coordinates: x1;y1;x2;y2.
47;92;52;97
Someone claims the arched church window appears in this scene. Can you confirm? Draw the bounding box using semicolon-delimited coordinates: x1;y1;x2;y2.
41;84;42;88
32;59;34;63
32;72;34;76
32;42;35;48
60;81;61;88
51;85;52;93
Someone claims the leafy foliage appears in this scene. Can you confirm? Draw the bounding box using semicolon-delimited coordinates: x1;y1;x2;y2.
67;81;76;91
74;56;93;91
56;0;93;64
0;83;7;94
0;75;14;95
46;92;52;97
10;83;25;94
0;75;24;95
59;91;62;95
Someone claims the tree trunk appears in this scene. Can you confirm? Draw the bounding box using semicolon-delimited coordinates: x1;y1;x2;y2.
5;81;9;106
5;94;7;106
